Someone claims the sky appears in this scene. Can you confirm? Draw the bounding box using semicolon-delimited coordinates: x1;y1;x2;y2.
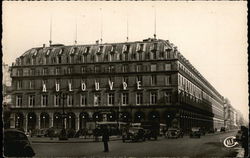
2;1;248;121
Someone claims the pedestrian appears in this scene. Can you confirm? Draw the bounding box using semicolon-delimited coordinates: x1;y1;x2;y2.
102;125;109;152
240;126;248;157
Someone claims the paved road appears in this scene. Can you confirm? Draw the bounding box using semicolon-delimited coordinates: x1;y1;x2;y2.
31;131;239;157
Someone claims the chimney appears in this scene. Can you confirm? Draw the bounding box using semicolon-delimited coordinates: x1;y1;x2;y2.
43;44;46;48
96;40;99;45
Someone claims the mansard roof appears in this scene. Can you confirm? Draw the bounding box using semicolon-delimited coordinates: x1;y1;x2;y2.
19;38;174;59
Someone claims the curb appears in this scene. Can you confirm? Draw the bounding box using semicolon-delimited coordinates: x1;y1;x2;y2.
31;138;122;143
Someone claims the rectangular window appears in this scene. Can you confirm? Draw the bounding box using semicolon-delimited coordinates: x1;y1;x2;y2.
41;95;48;107
57;56;62;64
108;65;115;73
124;53;129;61
43;68;48;75
165;64;171;71
55;67;61;75
16;95;22;107
136;64;142;72
150;92;157;105
108;93;115;106
17;80;22;90
94;66;100;73
94;93;101;106
81;66;87;73
165;92;172;103
151;64;157;71
138;52;143;61
152;51;157;60
67;67;73;74
29;80;34;89
136;93;143;105
122;65;128;72
160;51;165;58
54;94;60;107
67;94;74;106
96;55;101;62
151;75;157;86
122;93;129;105
17;69;23;76
165;76;171;85
28;95;35;107
81;94;87;106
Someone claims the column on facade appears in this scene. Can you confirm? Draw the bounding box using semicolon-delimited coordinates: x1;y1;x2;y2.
36;112;41;129
24;113;28;133
49;112;53;128
10;113;16;128
75;112;80;131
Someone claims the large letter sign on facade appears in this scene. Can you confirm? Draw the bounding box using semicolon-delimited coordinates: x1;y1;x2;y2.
42;83;47;92
137;81;141;90
123;82;127;90
56;83;60;92
95;82;100;91
109;80;114;90
81;82;86;91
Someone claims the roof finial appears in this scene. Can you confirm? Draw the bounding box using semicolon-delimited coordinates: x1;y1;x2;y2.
100;8;103;44
126;11;129;42
74;16;78;45
153;5;157;39
49;15;53;46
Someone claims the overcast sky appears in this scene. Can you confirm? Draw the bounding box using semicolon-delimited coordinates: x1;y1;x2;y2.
2;1;248;121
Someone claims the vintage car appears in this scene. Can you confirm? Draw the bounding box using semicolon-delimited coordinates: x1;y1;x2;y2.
4;129;35;157
190;127;201;138
166;128;183;139
122;127;146;142
144;129;158;140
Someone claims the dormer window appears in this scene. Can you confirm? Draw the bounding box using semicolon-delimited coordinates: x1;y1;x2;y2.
151;43;158;51
122;45;130;53
84;47;90;54
70;47;76;55
46;49;51;56
111;45;116;53
33;50;38;57
58;49;63;55
97;46;104;54
136;43;144;52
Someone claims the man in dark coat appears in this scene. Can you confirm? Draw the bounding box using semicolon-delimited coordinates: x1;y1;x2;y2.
240;126;249;157
102;125;109;152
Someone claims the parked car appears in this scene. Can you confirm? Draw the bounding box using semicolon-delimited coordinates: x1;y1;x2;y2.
31;128;48;137
190;127;201;138
122;127;145;142
220;127;226;132
144;129;158;140
4;129;35;157
199;127;206;136
141;122;159;140
166;128;183;139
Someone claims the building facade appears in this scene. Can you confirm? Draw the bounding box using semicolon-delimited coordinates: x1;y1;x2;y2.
9;38;225;133
3;63;12;128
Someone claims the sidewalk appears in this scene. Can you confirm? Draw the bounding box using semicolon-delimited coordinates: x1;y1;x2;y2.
30;136;122;143
235;147;245;158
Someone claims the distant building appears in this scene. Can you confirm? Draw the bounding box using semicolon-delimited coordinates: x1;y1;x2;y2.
224;99;238;129
9;38;225;133
2;63;12;128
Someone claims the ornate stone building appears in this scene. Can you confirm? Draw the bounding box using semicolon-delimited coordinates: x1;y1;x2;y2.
9;38;225;133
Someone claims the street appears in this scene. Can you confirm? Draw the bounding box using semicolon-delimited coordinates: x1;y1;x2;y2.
30;131;240;157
